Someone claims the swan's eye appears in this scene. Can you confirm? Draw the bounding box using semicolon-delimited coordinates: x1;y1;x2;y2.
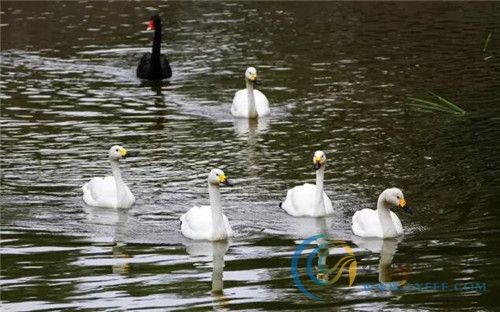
216;173;219;176
396;196;400;199
115;149;119;152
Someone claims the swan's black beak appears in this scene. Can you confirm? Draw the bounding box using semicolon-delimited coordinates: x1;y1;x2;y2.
124;151;140;158
313;162;321;170
402;205;413;215
223;178;234;187
254;79;262;86
399;198;413;215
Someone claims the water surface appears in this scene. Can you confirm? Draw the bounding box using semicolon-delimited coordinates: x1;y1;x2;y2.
1;1;500;311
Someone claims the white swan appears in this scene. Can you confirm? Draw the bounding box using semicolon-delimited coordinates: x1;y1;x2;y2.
180;169;235;241
280;151;334;217
82;145;139;209
231;67;270;118
352;188;413;238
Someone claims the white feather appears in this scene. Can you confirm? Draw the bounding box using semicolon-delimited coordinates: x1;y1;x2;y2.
352;209;403;238
82;176;135;209
281;183;333;217
180;205;233;241
231;89;270;118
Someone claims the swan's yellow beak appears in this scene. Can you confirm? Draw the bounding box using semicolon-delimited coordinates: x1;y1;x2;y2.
218;174;235;187
313;155;322;170
119;147;128;157
399;198;413;215
249;73;257;81
219;174;226;183
119;147;139;158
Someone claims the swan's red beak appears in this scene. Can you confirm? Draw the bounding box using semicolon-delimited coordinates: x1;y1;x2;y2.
146;20;154;31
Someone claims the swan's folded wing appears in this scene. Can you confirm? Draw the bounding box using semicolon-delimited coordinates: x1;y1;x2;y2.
181;206;212;240
231;90;248;117
282;183;316;216
390;211;404;235
254;89;270;116
352;209;381;237
323;192;334;215
222;214;234;237
83;176;117;208
160;55;172;78
136;53;151;78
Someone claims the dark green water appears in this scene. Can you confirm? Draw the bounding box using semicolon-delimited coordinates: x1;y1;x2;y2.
1;1;500;311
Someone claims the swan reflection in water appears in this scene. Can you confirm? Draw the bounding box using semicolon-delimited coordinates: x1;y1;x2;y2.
232;117;270;182
233;117;269;137
143;81;168;131
353;237;408;285
184;240;229;307
84;206;132;275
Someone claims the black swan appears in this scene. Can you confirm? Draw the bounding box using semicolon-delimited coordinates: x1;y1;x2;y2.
136;15;172;80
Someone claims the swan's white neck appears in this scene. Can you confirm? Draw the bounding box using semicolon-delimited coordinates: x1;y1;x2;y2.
377;194;397;238
110;160;127;208
314;166;326;216
208;184;226;240
245;79;258;118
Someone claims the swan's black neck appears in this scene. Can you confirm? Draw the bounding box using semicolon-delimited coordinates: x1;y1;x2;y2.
151;18;162;67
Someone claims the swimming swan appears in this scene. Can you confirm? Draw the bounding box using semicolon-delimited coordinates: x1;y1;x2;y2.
280;151;334;217
180;169;235;241
136;14;172;80
352;188;413;238
231;67;270;118
82;145;139;209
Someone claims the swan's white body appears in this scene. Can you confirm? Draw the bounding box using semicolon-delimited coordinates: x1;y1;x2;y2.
231;88;270;118
352;188;406;238
181;170;234;241
281;152;333;217
83;176;135;209
231;67;270;118
180;205;233;241
82;146;136;209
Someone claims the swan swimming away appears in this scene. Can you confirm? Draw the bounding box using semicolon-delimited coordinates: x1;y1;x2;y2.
136;14;172;80
82;145;139;209
352;188;413;238
180;169;235;241
280;151;334;217
231;67;270;118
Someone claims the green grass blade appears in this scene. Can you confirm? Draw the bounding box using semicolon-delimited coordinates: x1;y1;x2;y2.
407;97;456;112
426;91;466;115
484;32;492;52
406;104;437;113
406;103;460;114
